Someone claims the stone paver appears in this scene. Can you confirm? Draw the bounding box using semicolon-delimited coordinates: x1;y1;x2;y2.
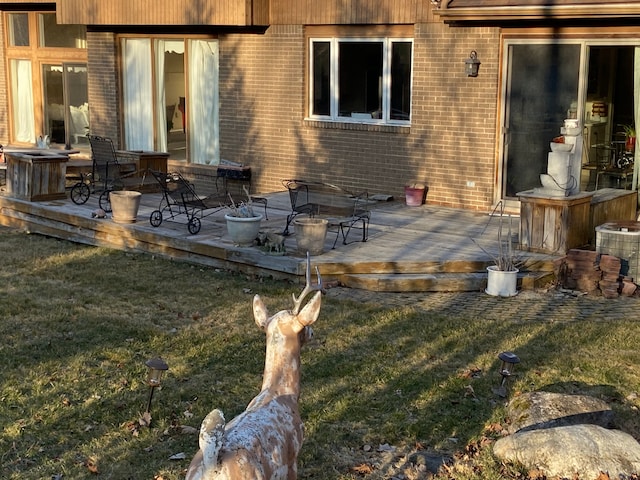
324;287;638;322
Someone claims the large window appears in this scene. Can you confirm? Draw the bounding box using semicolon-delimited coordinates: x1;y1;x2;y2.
4;11;87;146
309;37;412;124
121;37;219;164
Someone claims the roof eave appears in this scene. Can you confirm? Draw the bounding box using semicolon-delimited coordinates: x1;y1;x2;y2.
434;5;640;22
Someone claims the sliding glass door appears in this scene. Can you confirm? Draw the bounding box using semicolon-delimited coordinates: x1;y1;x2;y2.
43;63;88;147
500;42;580;198
121;37;219;164
499;39;640;201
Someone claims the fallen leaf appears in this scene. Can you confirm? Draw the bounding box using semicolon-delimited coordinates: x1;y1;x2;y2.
596;473;611;480
352;463;374;474
169;452;186;461
527;468;546;479
85;457;99;474
377;443;395;452
139;411;152;427
181;425;198;435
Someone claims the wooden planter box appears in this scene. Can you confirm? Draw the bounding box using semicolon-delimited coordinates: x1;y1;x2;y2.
6;151;69;201
518;188;638;254
116;150;170;192
518;190;595;254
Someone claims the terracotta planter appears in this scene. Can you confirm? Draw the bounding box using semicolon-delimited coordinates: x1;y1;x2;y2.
404;184;425;207
294;217;328;255
225;213;263;246
626;135;636;153
110;191;142;224
485;266;519;297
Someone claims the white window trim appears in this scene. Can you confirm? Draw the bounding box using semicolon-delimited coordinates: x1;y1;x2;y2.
308;37;413;126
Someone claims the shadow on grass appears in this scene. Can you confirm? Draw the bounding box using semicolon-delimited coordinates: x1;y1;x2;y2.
1;230;639;480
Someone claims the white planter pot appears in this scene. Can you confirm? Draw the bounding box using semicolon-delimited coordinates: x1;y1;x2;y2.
294;217;328;255
225;213;263;246
110;191;142;224
485;266;519;297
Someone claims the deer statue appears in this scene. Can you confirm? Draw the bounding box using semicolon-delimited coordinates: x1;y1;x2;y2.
186;253;322;480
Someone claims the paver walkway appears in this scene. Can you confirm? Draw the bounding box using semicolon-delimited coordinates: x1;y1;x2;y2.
325;287;638;322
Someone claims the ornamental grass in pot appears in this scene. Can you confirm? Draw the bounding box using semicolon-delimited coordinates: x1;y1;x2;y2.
225;187;263;246
474;202;521;297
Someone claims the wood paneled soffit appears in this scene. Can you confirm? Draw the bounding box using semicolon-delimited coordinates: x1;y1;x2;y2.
55;0;269;26
434;0;640;22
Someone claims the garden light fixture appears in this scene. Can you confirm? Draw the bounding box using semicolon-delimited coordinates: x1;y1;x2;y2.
145;357;169;414
465;50;481;77
494;351;520;397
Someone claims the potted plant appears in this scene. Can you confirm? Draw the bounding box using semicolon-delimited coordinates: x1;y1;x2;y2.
404;182;426;207
225;187;263;246
294;215;328;255
110;190;143;224
474;202;521;297
622;124;636;153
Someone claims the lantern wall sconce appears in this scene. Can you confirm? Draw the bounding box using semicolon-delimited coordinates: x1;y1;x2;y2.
145;357;169;414
493;351;520;398
465;50;481;77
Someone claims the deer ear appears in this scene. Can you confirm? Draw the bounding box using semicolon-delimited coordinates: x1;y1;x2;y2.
253;294;269;330
297;291;322;327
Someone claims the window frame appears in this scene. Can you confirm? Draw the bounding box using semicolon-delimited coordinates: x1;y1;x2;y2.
3;10;87;146
308;36;413;126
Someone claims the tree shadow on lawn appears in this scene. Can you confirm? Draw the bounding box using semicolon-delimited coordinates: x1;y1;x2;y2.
296;297;640;479
2;231;639;479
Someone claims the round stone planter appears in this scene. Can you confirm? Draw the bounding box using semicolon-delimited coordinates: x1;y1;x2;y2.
294;217;328;255
110;191;142;224
485;266;519;297
225;213;263;246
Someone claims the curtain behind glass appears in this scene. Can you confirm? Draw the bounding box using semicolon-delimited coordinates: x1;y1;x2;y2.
155;40;167;151
188;39;219;165
122;38;153;150
11;59;35;143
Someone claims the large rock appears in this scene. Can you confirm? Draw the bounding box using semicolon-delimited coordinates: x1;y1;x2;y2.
506;391;614;434
494;391;640;479
494;424;640;479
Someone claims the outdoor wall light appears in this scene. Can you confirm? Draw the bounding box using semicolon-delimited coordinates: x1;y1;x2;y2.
145;357;169;414
493;351;520;398
465;50;481;77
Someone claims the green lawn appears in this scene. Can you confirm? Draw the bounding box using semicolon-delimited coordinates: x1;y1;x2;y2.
1;229;639;479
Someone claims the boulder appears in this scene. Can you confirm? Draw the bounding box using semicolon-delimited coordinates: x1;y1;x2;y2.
494;424;640;479
494;392;640;479
505;391;614;434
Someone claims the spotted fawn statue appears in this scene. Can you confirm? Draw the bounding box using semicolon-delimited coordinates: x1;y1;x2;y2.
186;254;322;480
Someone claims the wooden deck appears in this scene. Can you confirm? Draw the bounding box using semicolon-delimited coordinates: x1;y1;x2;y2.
0;187;559;292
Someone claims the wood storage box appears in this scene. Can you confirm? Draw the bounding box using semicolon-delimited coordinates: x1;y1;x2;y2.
6;151;68;201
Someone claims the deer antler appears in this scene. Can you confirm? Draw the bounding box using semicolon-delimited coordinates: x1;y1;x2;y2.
292;252;323;314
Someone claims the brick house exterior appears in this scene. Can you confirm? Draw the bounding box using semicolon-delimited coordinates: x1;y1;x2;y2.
2;1;640;211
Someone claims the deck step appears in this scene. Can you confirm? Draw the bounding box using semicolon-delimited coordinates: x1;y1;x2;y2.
340;271;554;292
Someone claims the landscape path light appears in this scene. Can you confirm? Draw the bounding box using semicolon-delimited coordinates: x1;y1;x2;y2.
145;357;169;414
493;351;520;398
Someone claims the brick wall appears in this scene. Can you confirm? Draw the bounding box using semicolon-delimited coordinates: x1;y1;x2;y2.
86;31;121;145
218;23;501;211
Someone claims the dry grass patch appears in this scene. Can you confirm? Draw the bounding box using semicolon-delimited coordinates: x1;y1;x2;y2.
1;229;639;479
